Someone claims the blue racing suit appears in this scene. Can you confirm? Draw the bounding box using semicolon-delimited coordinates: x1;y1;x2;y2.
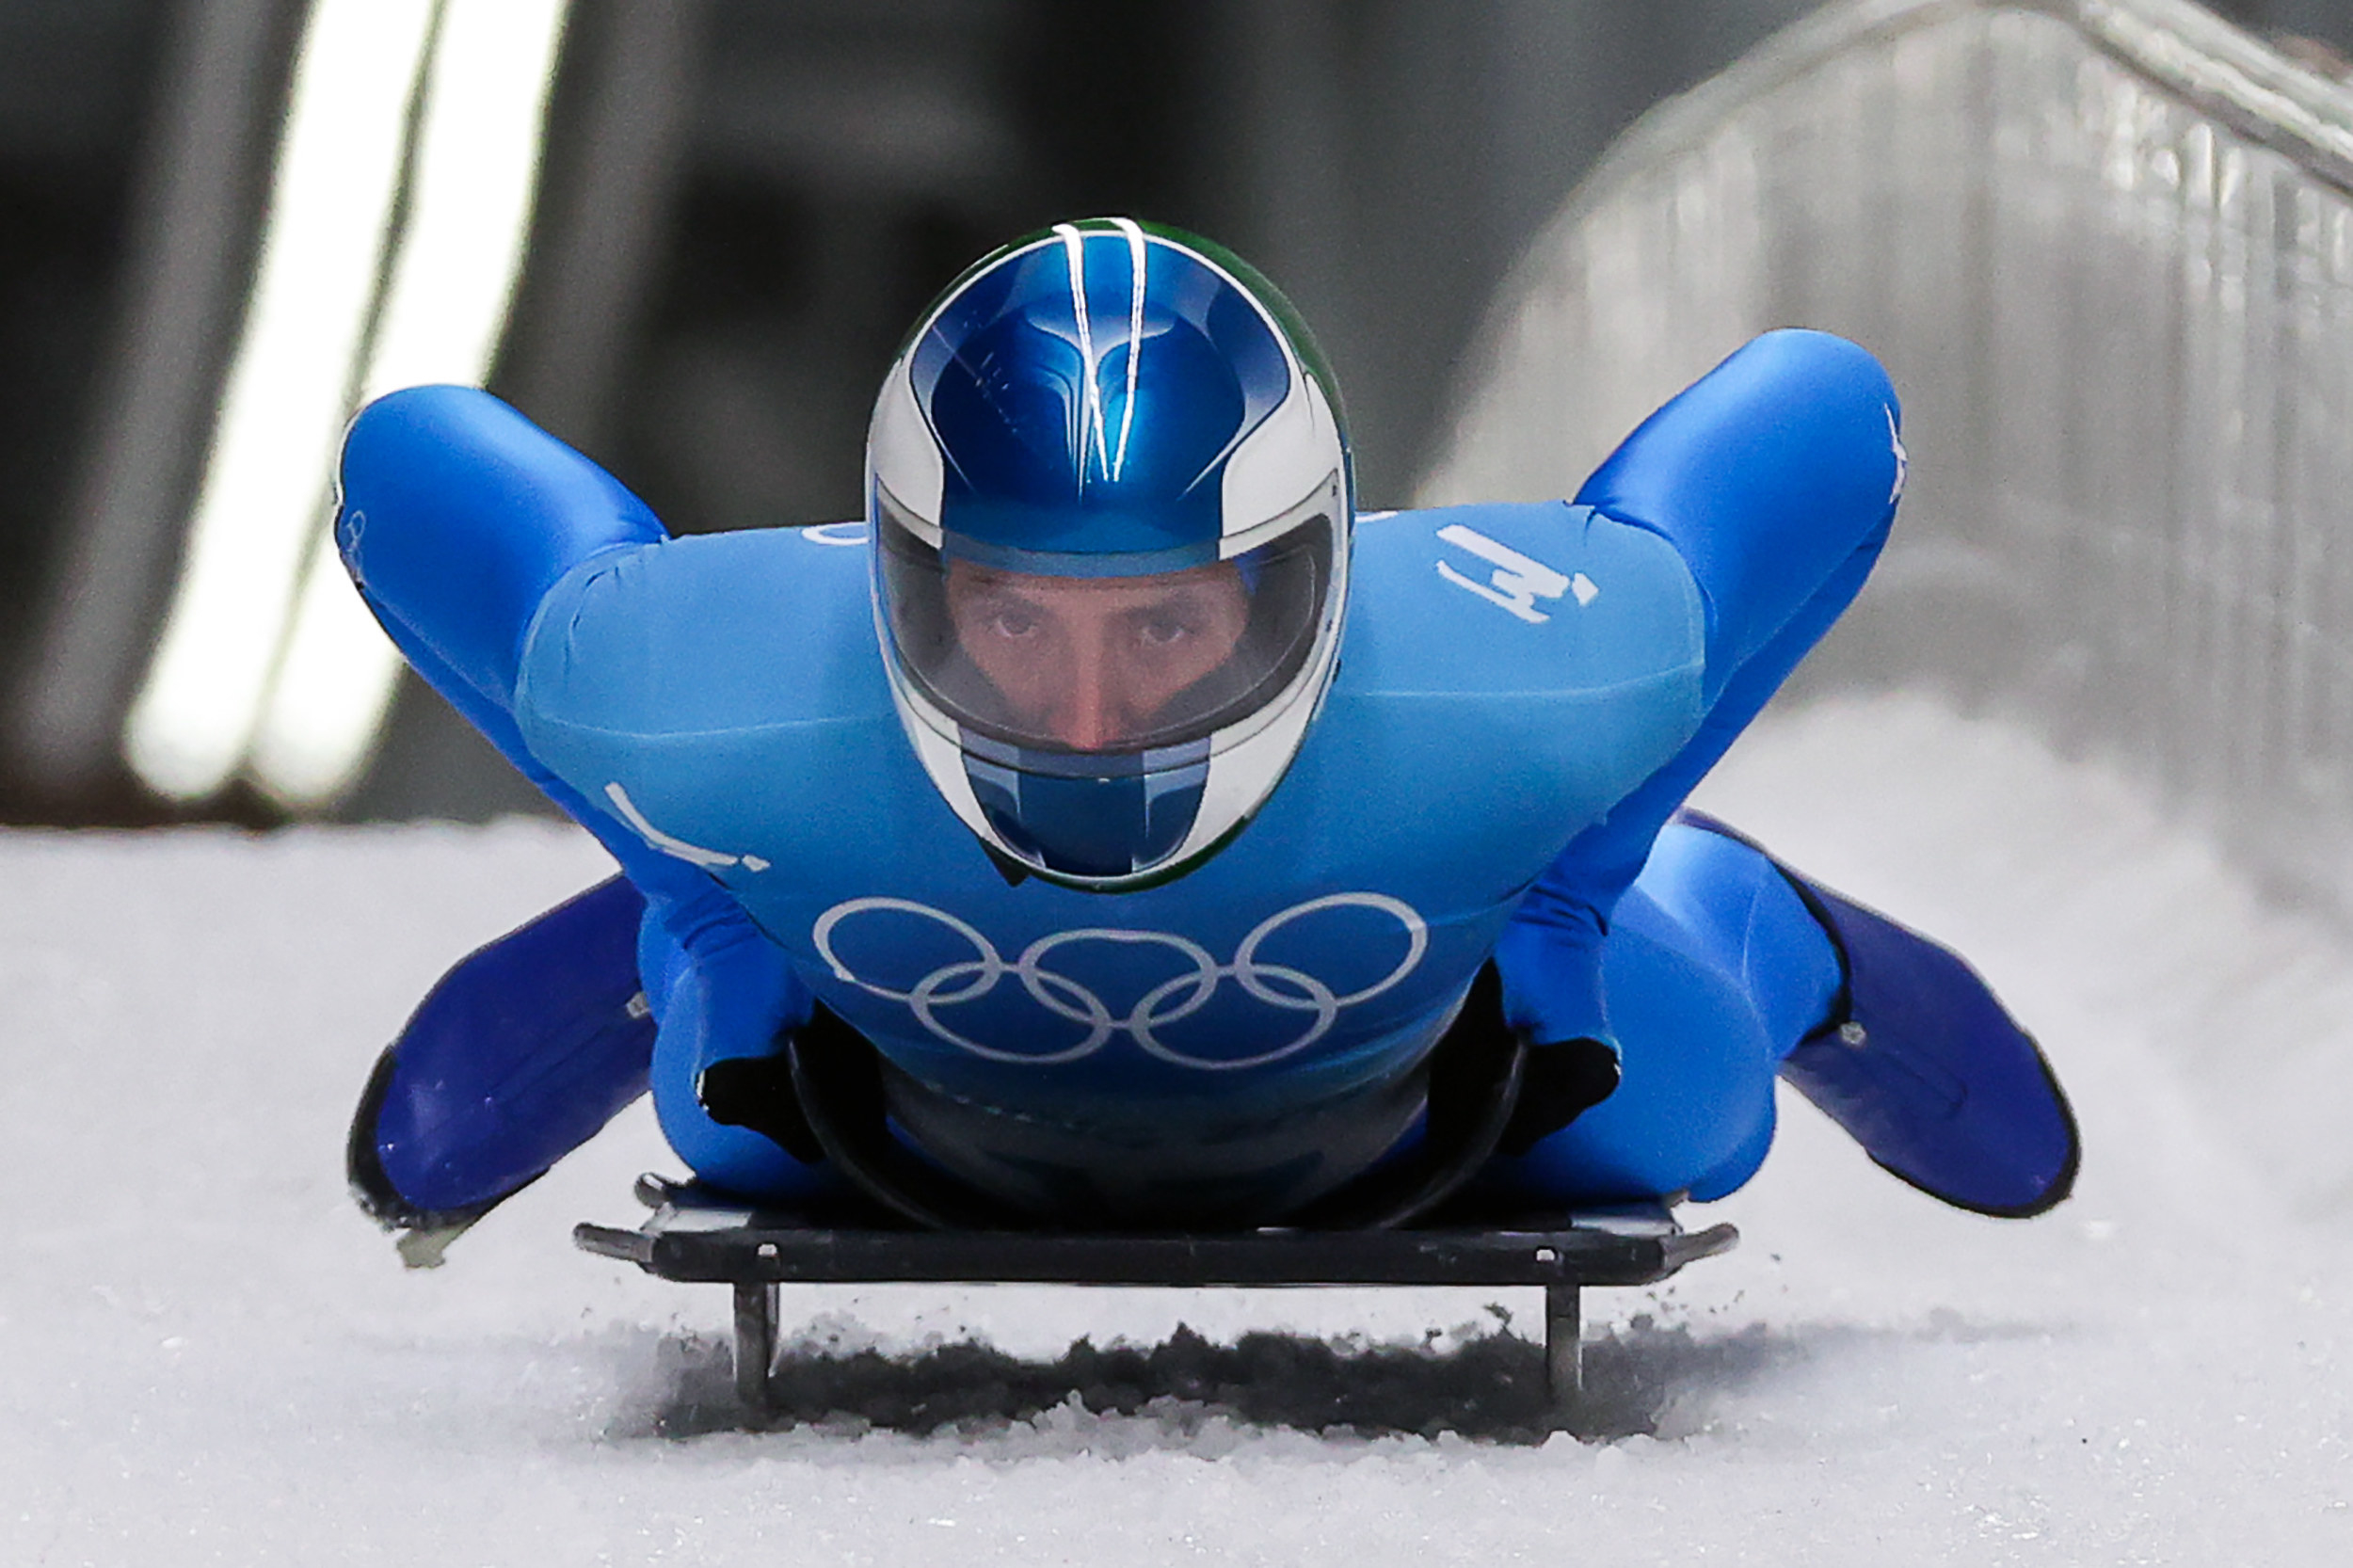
338;328;1901;1223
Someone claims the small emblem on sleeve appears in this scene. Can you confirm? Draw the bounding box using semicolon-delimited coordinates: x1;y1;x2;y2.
1434;523;1582;624
1887;405;1908;504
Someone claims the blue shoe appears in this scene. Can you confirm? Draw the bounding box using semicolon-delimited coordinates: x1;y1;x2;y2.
348;875;658;1243
1778;874;2079;1216
1671;809;2078;1217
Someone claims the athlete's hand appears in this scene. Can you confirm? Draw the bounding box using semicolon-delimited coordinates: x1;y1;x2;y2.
697;1053;823;1164
1496;1037;1620;1157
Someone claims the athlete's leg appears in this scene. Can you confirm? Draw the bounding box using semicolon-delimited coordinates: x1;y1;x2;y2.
1541;809;2078;1216
349;875;657;1232
1487;819;1840;1203
1726;822;2080;1217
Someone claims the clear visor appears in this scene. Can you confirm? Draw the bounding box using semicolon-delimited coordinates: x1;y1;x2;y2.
879;491;1336;759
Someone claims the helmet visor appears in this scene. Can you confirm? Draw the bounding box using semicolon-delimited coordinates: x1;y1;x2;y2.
879;489;1337;760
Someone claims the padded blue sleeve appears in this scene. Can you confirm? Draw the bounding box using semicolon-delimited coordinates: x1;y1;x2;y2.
1575;328;1902;702
337;385;666;711
333;386;744;926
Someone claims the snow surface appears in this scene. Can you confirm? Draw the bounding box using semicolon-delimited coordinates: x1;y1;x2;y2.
4;691;2349;1564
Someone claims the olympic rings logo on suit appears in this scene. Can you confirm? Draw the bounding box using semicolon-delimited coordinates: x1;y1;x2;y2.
810;892;1429;1071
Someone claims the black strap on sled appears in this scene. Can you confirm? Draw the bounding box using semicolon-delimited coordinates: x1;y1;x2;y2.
783;962;1563;1233
1289;961;1529;1229
787;1003;1029;1229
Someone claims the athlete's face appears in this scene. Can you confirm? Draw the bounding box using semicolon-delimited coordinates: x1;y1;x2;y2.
945;560;1251;751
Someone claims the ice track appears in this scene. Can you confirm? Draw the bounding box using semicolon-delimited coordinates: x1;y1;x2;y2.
2;691;2347;1564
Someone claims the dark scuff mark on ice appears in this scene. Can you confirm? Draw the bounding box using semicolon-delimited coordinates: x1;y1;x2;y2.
607;1315;1820;1445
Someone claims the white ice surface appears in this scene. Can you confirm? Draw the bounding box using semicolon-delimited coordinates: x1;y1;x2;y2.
4;691;2349;1564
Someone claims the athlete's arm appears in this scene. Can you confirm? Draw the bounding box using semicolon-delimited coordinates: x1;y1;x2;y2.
638;898;828;1188
1490;332;1900;1072
334;386;728;917
1574;328;1902;703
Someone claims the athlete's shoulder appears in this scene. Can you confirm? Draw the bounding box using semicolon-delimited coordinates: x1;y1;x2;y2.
520;520;883;738
1577;329;1903;547
1340;501;1705;697
1723;326;1892;391
340;386;658;535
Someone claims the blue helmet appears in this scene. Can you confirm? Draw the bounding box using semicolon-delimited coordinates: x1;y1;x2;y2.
869;218;1352;889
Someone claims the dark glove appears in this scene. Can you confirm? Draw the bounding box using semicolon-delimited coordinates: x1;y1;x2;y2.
697;1053;823;1164
1496;1036;1620;1158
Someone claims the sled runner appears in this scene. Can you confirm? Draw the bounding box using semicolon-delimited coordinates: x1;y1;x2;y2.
574;1174;1737;1418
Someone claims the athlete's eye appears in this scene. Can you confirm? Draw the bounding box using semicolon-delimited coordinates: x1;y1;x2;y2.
984;604;1039;639
1129;591;1219;648
1135;614;1196;648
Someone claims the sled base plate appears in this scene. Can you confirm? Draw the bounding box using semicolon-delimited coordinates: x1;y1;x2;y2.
576;1178;1737;1421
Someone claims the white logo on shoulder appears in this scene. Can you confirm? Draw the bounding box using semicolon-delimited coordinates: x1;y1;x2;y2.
606;782;770;873
1434;523;1593;623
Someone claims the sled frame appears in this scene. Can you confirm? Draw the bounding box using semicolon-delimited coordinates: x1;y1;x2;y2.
575;1181;1737;1420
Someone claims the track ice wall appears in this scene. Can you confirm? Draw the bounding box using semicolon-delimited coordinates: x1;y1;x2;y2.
1423;0;2353;915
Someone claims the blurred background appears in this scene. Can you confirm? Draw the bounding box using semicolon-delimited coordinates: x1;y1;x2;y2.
2;0;2350;829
